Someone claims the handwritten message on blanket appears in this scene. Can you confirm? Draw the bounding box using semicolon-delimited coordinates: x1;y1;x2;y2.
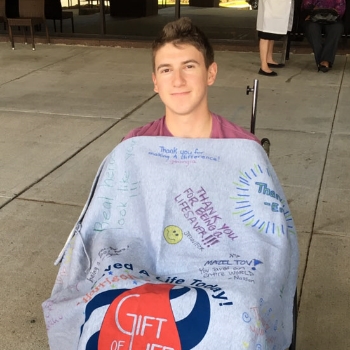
44;137;298;350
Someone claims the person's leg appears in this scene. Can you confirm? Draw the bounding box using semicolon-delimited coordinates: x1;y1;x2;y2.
258;32;277;76
304;20;323;67
259;38;273;72
320;21;344;67
266;40;279;65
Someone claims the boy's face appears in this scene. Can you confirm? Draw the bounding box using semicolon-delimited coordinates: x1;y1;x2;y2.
152;43;217;118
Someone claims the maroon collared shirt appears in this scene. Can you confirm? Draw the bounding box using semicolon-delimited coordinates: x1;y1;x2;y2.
123;114;260;143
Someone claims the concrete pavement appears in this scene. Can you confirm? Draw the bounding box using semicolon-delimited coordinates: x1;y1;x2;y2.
0;42;349;350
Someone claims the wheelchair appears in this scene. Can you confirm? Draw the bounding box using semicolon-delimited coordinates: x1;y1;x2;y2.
247;79;297;350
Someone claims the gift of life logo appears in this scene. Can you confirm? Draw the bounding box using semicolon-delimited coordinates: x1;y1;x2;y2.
98;284;181;350
80;284;211;350
230;164;295;236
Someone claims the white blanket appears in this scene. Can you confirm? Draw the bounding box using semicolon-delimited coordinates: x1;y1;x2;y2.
43;137;299;350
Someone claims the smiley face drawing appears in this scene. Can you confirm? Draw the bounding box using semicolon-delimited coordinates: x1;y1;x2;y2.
163;225;183;244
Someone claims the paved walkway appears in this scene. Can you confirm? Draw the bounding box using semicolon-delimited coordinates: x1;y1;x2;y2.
0;42;349;350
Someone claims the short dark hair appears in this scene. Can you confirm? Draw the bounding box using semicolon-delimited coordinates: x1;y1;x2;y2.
152;17;215;71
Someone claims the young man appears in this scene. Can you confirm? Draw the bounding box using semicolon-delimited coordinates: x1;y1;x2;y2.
45;19;299;350
123;17;259;142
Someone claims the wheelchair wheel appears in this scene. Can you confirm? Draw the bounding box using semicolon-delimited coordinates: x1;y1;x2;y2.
261;138;270;157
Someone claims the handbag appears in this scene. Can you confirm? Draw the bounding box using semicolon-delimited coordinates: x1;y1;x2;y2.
310;8;339;24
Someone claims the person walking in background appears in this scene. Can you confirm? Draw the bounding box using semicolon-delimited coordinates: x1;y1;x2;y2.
302;0;346;72
257;0;294;76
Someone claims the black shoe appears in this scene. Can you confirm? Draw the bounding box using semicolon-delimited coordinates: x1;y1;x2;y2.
318;64;329;73
258;68;277;76
268;63;285;68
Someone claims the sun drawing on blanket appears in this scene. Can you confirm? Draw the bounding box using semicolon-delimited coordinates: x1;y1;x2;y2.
230;164;295;236
163;225;183;244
